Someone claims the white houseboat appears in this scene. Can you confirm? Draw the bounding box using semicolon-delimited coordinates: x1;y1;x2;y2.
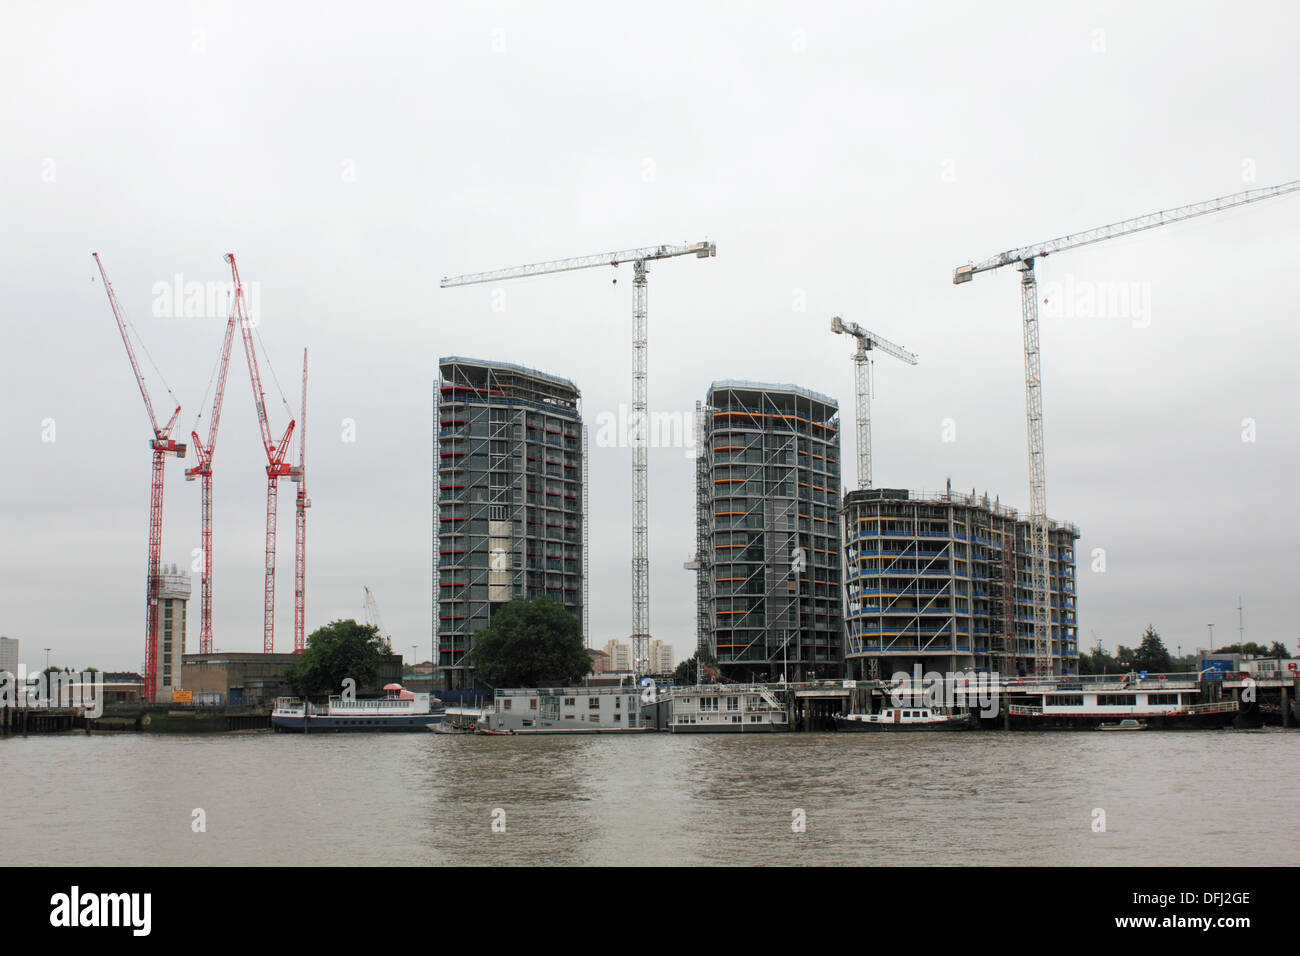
471;685;653;734
1006;677;1238;730
668;685;790;733
272;685;444;732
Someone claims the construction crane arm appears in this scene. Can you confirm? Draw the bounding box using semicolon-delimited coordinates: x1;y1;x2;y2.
188;305;239;473
93;253;181;439
953;178;1300;283
831;316;918;364
440;240;715;287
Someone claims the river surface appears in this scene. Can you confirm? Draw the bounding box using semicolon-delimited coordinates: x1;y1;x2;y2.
2;730;1295;866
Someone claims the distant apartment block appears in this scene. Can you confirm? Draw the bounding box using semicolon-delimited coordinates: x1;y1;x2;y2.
841;487;1079;679
648;639;674;675
434;357;585;689
0;636;18;675
603;640;632;672
694;380;843;682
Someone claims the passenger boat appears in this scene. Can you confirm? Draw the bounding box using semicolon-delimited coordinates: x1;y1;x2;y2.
272;685;443;733
833;707;974;732
668;685;790;733
1098;718;1147;731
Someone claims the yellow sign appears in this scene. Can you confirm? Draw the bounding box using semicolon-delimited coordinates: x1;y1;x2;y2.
172;689;193;703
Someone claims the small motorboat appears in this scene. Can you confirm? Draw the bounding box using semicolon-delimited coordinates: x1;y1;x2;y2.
1097;718;1147;731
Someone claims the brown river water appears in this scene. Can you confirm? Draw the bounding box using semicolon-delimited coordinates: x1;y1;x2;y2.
2;730;1295;865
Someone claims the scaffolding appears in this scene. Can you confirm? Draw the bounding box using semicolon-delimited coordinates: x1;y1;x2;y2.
841;487;1079;677
700;382;841;682
435;358;583;687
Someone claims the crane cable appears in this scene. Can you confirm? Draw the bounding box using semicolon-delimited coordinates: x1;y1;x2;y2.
116;285;180;411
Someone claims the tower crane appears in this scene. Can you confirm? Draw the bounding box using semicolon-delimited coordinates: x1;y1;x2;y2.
229;253;299;653
93;253;187;702
364;586;391;649
441;240;717;676
293;349;310;653
954;178;1300;677
830;316;918;490
185;286;240;654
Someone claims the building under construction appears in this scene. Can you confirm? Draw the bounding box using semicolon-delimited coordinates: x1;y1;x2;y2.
434;357;585;689
694;380;843;682
841;487;1078;679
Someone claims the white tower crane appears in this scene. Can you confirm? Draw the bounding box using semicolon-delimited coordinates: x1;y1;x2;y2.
441;241;717;676
955;178;1300;677
364;586;391;649
830;316;918;490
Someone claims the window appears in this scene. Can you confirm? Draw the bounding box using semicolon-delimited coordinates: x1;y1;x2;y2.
614;713;622;722
588;697;600;709
529;698;537;710
727;697;739;711
699;697;718;712
564;698;576;706
503;699;512;710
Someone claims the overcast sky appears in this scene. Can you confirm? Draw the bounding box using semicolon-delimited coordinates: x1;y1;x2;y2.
3;1;1298;673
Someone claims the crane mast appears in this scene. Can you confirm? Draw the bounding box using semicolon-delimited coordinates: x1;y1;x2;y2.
94;253;186;702
294;349;310;653
185;289;239;654
441;240;716;677
954;178;1300;676
229;253;298;654
830;316;918;490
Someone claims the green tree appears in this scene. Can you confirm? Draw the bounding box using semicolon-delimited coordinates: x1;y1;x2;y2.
1267;641;1292;659
1133;625;1174;673
469;597;590;688
673;650;718;685
1078;645;1116;676
284;619;391;698
1213;642;1270;657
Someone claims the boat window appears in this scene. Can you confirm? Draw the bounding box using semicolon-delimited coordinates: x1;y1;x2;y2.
503;699;512;710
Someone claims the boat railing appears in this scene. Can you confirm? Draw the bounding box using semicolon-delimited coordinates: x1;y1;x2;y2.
327;696;414;710
1008;704;1043;716
1183;700;1239;714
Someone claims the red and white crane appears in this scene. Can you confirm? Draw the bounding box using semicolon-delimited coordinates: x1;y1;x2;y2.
229;253;299;653
94;252;187;701
185;283;240;654
293;349;310;653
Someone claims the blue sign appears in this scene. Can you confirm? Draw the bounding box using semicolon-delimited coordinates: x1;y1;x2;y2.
1201;659;1233;680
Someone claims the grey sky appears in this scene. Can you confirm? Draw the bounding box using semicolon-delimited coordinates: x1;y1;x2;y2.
3;2;1298;673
